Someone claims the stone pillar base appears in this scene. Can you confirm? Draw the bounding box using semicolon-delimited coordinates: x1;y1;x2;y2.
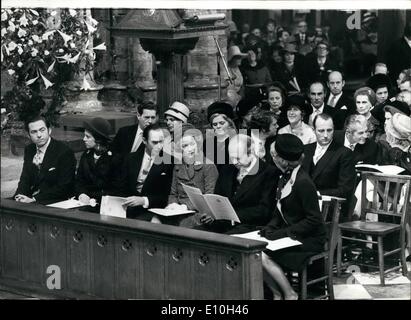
98;81;130;112
135;81;157;104
61;81;104;113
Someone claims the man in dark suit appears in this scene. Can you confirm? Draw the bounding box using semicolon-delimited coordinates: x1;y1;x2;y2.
305;82;342;129
333;114;379;165
113;123;174;221
111;101;159;155
274;43;307;93
14;115;76;205
302;113;356;199
294;20;308;49
304;40;339;86
326;71;356;127
203;134;280;234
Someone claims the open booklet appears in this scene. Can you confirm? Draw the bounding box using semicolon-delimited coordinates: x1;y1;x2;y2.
47;198;85;209
355;164;405;175
148;208;195;217
231;231;302;252
181;183;241;223
100;195;127;218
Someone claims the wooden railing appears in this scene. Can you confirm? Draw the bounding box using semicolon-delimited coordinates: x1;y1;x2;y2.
0;199;265;299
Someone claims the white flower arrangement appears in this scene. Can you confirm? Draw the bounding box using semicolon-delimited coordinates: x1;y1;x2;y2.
1;8;105;91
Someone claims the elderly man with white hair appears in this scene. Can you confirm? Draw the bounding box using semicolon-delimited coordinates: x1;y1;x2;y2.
333;114;379;165
197;133;281;234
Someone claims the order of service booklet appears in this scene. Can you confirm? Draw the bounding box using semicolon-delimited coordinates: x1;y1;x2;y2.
355;164;405;175
181;183;241;223
100;195;127;218
231;231;302;252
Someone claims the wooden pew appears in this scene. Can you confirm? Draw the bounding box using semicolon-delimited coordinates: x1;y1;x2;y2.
0;199;265;299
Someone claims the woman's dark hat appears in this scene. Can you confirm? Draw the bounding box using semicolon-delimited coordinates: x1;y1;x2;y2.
366;74;392;92
285;94;307;112
84;117;113;142
207;101;234;122
275;134;304;161
383;100;410;116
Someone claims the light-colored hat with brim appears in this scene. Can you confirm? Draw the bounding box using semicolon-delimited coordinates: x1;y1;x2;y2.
386;113;411;141
281;43;298;54
227;46;248;62
164;101;190;123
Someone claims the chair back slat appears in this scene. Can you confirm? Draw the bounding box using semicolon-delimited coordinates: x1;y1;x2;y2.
392;182;401;213
321;197;344;253
383;181;390;212
361;172;411;223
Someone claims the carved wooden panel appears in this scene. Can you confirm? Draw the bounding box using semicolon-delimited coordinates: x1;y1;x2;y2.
92;232;115;298
67;229;91;294
44;223;67;290
0;215;21;279
114;236;140;299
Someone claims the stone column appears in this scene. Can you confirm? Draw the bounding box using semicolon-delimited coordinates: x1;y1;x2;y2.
132;39;157;103
183;9;229;127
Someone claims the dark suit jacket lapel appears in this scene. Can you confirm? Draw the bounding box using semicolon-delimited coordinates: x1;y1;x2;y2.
312;140;338;181
127;125;139;152
38;139;56;182
128;147;145;191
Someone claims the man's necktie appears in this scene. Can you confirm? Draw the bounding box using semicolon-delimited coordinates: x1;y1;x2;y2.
131;131;143;153
32;149;42;168
313;146;324;165
136;156;153;192
309;109;321;127
329;95;337;108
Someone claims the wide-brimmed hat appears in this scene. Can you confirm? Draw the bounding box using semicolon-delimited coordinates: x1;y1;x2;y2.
84;117;113;142
281;43;298;54
384;100;410;116
207;101;234;122
386;113;411;141
228;46;248;62
285;94;308;112
164;101;190;123
366;73;392;92
275;134;304;161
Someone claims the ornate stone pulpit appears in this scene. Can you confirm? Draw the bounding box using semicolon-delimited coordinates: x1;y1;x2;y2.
110;9;227;116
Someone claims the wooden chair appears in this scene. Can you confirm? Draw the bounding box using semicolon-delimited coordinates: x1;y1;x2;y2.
298;196;345;300
337;172;411;286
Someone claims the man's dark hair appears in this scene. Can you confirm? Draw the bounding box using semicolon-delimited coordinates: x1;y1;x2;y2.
276;28;289;39
309;81;327;96
24;114;50;132
143;123;163;141
137;101;158;116
313;112;333;129
248;111;277;133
